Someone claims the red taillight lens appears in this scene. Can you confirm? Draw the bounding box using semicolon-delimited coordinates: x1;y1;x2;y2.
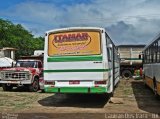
95;81;106;85
45;81;55;85
69;80;80;85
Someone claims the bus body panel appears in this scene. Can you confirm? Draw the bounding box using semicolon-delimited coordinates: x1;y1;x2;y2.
144;63;160;93
45;61;104;71
44;27;120;94
44;72;105;81
143;33;160;96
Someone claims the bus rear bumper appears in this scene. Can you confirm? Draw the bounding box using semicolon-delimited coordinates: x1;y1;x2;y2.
44;87;107;94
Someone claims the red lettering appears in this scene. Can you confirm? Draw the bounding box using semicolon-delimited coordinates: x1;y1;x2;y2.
53;33;89;43
76;33;82;40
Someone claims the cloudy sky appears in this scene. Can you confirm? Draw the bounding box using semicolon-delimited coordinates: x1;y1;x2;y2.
0;0;160;45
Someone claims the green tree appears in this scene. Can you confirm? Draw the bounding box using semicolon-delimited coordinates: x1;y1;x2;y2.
0;19;44;59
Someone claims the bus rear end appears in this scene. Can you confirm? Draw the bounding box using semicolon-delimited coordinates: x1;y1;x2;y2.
44;28;109;94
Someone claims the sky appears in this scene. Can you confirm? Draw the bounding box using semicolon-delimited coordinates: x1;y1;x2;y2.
0;0;160;45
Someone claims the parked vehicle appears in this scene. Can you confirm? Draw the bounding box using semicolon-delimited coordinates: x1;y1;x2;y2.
117;45;145;79
43;27;120;95
142;33;160;98
0;57;15;87
0;56;43;92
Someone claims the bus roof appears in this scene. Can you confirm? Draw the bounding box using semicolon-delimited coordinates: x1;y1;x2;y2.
143;32;160;51
45;27;105;34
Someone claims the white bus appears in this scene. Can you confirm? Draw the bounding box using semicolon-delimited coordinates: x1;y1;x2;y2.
43;27;120;94
143;33;160;97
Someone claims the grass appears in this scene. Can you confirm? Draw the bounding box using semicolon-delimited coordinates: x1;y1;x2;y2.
114;79;134;97
0;87;53;112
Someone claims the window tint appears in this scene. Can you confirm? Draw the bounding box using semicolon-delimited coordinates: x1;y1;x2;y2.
144;38;160;63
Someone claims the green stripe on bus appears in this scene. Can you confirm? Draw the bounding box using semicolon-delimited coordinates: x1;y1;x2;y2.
60;87;88;93
44;87;107;93
43;68;111;73
47;55;102;62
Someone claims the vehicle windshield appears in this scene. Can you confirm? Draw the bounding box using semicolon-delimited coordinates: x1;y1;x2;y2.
16;61;36;68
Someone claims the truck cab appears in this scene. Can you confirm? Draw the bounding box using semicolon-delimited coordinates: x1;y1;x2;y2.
0;59;43;92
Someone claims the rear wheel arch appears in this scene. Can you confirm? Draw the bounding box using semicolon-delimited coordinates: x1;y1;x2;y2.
29;75;40;92
153;77;157;88
153;77;160;99
32;75;39;83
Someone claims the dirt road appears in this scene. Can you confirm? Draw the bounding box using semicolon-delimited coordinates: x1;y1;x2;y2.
0;79;160;119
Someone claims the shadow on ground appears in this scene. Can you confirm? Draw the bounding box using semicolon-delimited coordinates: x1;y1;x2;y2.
38;93;110;108
0;86;42;92
132;80;160;114
11;86;30;92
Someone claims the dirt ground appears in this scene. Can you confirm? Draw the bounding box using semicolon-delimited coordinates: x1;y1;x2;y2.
0;78;160;119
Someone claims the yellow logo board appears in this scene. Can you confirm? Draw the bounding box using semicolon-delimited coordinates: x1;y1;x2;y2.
48;31;101;56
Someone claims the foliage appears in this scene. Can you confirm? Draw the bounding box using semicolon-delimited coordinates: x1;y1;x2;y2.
0;18;44;59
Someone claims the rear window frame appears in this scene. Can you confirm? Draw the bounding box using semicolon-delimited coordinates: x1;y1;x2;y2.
47;29;102;57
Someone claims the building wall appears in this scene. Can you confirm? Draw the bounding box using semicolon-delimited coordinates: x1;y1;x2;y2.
0;48;16;60
117;45;145;66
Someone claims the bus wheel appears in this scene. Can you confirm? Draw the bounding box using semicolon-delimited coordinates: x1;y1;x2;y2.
2;84;13;91
29;78;39;92
122;70;132;79
153;81;160;100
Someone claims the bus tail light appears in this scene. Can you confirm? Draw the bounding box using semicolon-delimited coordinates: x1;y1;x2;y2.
45;81;55;85
95;81;107;85
69;80;80;85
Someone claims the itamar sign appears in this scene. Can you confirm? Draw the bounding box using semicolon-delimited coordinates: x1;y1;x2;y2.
48;31;101;56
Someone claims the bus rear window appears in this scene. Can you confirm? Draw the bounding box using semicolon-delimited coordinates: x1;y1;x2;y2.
48;31;101;56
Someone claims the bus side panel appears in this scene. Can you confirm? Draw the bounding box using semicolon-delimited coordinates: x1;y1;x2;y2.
152;63;160;95
152;63;160;83
144;64;154;89
157;81;160;95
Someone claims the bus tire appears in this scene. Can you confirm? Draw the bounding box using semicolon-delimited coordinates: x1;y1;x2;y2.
153;79;160;100
2;84;13;91
154;86;160;100
29;78;39;92
122;70;132;79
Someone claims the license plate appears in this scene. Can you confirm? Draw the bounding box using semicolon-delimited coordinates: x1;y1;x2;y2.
69;80;80;85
